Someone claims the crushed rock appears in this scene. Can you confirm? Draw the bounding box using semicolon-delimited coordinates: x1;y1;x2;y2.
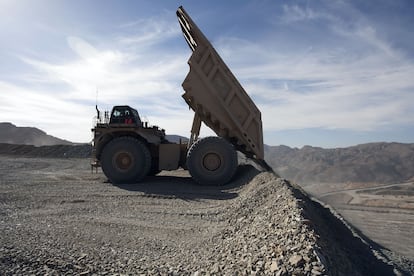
0;156;410;275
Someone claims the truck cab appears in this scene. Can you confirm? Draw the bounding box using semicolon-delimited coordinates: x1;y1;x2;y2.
109;105;142;126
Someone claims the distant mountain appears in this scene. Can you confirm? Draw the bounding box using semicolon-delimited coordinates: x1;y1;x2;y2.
0;122;72;146
166;134;189;144
265;142;414;185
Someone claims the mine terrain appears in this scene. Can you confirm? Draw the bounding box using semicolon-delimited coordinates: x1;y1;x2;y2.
268;142;414;269
0;152;412;275
305;181;414;263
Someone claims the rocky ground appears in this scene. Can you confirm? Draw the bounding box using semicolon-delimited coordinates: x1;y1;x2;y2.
305;181;414;266
0;154;411;275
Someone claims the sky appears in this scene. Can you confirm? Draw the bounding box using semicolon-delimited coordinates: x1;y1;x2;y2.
0;0;413;148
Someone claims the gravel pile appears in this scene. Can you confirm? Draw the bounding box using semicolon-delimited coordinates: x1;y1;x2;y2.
0;157;407;275
197;172;325;275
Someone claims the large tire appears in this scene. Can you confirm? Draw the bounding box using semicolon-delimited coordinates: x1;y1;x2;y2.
187;136;238;186
148;160;161;176
101;137;151;184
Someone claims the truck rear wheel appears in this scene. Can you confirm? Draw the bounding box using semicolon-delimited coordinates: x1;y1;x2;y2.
187;136;238;185
101;137;151;184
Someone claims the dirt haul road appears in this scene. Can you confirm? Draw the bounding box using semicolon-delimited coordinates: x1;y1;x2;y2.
0;156;407;275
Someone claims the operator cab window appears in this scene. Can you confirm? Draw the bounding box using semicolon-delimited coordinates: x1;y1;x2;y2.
131;108;142;126
110;106;142;126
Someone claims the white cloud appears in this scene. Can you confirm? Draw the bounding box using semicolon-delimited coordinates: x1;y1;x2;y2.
215;6;414;134
240;48;414;131
280;4;321;23
0;80;94;142
118;12;181;47
19;35;188;99
0;12;192;143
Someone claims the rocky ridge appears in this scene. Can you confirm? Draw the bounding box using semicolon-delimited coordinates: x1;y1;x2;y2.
265;143;414;185
0;123;72;146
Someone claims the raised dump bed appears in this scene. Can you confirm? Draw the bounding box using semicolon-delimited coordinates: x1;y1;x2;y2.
177;6;264;160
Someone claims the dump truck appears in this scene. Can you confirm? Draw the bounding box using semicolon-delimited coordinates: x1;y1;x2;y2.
91;6;270;185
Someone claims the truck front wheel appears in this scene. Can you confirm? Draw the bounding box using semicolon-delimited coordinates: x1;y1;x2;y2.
187;136;238;185
101;137;151;184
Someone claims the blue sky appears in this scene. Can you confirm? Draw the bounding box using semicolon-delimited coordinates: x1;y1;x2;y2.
0;0;413;148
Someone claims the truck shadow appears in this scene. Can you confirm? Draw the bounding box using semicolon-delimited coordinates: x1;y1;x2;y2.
113;165;261;201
